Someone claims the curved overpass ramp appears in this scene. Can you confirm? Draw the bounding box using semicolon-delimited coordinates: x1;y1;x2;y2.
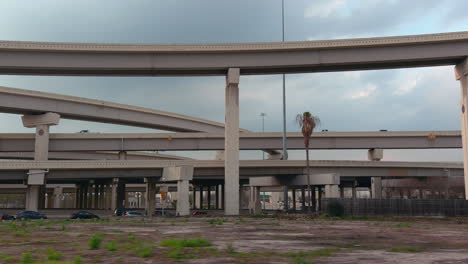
1;31;468;76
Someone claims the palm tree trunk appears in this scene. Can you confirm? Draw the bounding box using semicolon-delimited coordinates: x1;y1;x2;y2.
306;146;311;214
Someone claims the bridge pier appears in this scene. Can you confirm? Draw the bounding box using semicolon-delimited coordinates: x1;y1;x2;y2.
145;178;157;216
371;177;383;199
248;186;262;214
225;68;240;215
455;58;468;199
22;112;60;211
176;180;190;216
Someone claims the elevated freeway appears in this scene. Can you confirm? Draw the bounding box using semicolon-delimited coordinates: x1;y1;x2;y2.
1;31;468;75
0;160;461;183
0;131;460;152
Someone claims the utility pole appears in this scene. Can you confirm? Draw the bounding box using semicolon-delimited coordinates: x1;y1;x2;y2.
281;0;288;161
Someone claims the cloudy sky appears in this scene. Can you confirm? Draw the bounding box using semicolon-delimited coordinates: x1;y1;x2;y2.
0;0;467;161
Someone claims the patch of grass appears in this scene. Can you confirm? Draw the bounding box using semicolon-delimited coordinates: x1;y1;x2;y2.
166;249;198;260
46;248;63;261
207;218;227;225
134;245;154;258
20;251;34;264
389;246;423;253
160;238;212;249
0;254;14;262
105;241;118;251
88;233;104;250
293;258;313;264
73;257;83;264
256;222;280;226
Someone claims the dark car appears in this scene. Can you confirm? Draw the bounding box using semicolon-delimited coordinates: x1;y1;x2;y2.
0;212;14;220
15;211;47;220
113;208;126;216
70;211;100;220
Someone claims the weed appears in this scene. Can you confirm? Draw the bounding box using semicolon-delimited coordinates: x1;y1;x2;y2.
73;256;83;264
257;222;280;226
389;246;423;253
134;245;154;258
20;251;34;264
105;241;118;251
46;248;63;261
167;250;197;260
394;223;411;228
88;233;104;250
160;238;212;249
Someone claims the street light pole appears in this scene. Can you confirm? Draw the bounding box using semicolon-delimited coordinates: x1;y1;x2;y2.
281;0;288;161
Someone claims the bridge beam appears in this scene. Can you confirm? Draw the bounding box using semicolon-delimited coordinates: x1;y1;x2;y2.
456;57;468;199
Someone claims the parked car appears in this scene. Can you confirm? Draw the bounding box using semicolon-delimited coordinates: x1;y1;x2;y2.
15;211;47;220
0;212;14;220
113;208;126;216
70;211;100;220
123;211;144;217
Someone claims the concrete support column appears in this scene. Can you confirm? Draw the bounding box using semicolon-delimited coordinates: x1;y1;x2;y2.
352;181;357;199
215;185;220;209
111;178;125;212
176;180;190;216
324;185;340;198
455;58;468;199
53;186;63;208
105;184;112;210
311;186;316;212
340;186;345;198
207;185;211;209
145;178;156;216
371;177;382;199
248;186;262;214
224;68;240;215
22;113;60;211
301;188;306;211
318;186;322;211
93;184;99;209
199;185;203;209
82;183;89;209
283;186;289;211
221;184;225;210
192;185;197;209
292;188;296;211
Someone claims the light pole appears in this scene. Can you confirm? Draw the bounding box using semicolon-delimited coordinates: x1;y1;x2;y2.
281;0;288;161
260;112;266;160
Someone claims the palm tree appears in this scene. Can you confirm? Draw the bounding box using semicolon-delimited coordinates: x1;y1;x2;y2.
296;112;320;214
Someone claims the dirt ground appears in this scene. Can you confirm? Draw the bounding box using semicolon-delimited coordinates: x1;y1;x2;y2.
1;215;468;263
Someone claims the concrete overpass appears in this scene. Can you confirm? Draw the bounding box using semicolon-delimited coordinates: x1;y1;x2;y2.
2;31;468;214
0;160;461;182
0;151;190;160
0;131;460;152
0;85;229;133
1;31;468;76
